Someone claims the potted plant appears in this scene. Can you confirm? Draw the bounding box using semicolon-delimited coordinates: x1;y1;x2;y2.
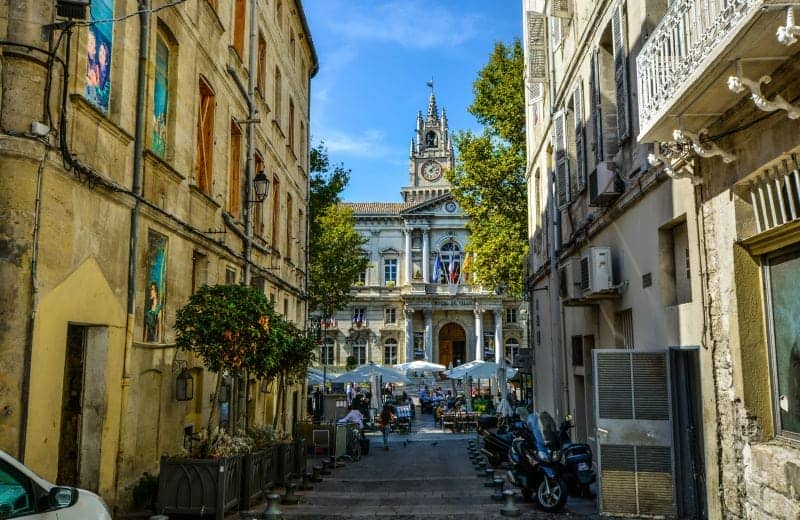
386;280;396;287
240;425;278;509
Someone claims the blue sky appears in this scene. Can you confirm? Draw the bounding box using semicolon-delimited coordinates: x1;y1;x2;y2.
304;0;522;202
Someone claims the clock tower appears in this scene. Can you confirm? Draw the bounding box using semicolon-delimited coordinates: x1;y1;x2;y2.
401;82;455;203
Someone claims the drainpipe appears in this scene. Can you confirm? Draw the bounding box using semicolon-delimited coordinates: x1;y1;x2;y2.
115;0;149;506
548;170;564;418
243;0;258;286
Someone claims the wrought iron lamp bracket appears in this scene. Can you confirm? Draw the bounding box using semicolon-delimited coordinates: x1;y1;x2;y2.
648;142;703;184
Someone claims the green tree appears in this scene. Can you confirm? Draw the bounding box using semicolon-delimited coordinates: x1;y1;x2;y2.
446;39;528;296
308;143;369;316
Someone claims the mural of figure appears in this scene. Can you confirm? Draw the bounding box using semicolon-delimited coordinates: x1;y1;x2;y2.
143;282;163;342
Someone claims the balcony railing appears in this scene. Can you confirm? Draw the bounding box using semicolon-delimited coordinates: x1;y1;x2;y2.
637;0;762;138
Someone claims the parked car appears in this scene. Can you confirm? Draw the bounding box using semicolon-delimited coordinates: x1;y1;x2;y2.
0;450;111;519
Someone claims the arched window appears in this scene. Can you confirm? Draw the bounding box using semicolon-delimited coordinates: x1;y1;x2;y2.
438;240;462;284
505;338;520;365
384;339;398;365
321;337;334;365
352;337;366;365
426;131;438;147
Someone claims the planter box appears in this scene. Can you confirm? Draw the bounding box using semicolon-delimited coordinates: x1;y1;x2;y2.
276;441;296;483
240;446;278;509
157;455;242;520
293;437;307;475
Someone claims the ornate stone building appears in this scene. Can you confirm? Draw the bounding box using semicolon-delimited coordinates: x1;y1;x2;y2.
321;89;529;378
0;0;315;511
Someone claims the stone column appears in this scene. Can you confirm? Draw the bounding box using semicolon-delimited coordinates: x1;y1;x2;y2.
404;306;414;362
423;310;433;361
494;309;504;365
422;228;431;282
404;228;413;285
475;307;484;361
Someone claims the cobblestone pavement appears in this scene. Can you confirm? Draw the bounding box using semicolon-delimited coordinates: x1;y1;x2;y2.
249;413;604;519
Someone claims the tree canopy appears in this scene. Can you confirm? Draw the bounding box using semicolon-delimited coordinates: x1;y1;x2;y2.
308;143;369;315
446;40;528;296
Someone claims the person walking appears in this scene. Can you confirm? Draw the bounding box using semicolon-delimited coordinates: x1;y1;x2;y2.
378;403;396;451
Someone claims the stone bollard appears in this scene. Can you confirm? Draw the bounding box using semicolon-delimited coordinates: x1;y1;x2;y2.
149;516;169;520
484;469;495;487
238;512;261;519
263;493;283;519
320;459;332;475
311;464;323;482
500;489;521;517
477;461;487;474
281;482;299;505
491;478;505;502
300;471;314;490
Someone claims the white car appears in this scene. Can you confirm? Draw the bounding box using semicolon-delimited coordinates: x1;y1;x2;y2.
0;450;111;519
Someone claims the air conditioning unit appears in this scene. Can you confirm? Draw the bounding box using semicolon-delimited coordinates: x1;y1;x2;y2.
558;257;581;300
589;161;622;207
580;247;613;294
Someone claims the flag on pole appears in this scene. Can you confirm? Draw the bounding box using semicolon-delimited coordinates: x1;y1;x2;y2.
448;257;457;284
433;253;444;283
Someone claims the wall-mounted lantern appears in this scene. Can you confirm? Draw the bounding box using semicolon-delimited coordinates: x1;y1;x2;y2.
176;368;194;401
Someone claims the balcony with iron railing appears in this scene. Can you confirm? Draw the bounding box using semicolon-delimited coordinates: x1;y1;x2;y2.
637;0;800;144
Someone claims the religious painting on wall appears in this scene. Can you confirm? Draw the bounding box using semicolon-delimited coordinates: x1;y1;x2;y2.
767;247;800;436
85;0;114;112
152;35;169;157
143;229;168;343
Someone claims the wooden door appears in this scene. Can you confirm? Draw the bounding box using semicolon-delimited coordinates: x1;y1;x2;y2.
439;340;453;368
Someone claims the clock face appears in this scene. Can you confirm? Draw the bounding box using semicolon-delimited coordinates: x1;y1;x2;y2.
445;201;457;213
421;161;442;181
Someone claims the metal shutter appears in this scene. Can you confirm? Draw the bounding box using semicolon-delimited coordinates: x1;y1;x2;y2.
554;111;570;207
589;48;603;162
573;82;586;192
611;2;630;143
551;0;571;19
525;12;547;83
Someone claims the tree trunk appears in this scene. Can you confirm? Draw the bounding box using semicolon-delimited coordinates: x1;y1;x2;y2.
206;372;222;439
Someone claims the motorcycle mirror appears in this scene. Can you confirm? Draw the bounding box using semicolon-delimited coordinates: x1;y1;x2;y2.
565;414;573;422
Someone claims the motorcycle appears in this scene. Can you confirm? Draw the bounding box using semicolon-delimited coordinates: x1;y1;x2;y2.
477;414;521;468
558;415;596;497
507;410;568;512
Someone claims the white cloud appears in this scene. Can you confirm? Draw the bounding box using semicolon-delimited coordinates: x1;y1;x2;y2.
325;0;480;49
318;128;398;159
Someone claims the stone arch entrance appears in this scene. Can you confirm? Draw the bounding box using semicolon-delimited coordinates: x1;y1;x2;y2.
438;323;466;368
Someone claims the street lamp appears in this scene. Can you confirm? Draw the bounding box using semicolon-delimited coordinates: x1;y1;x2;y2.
250;170;270;203
308;308;327;392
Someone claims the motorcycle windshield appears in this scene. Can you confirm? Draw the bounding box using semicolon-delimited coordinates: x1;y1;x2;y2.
527;411;559;451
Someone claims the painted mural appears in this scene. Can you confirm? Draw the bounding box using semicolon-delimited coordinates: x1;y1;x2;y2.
152;36;169;157
143;229;168;343
85;0;114;112
768;247;800;435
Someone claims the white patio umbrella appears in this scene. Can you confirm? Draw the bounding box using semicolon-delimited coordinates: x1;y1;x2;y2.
394;360;446;374
306;368;325;386
331;362;412;385
444;360;517;380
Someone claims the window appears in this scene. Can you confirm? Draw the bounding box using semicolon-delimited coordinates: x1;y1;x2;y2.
352;338;366;365
385;308;396;324
425;131;438;148
191;250;208;293
274;67;282;124
290;30;296;60
283;298;289;317
483;333;494;361
660;219;692;305
505;338;521;366
356;270;366;286
439;240;461;284
257;33;266;95
0;459;35;516
228;121;242;217
286;193;293;261
300;121;306;168
195;78;215;194
321;337;334;365
765;246;800;437
288;98;295;151
225;266;237;284
384;339;398;365
352;308;365;328
506;308;518;324
276;0;283;29
571;336;584;366
614;308;634;348
384;258;397;285
253;153;264;236
413;332;424;360
152;34;170;157
233;0;245;58
271;176;280;249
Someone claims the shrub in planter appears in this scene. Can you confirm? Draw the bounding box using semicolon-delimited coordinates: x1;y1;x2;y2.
276;441;297;484
240;425;279;509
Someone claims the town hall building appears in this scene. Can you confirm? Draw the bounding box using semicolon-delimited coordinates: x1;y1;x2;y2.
321;88;529;375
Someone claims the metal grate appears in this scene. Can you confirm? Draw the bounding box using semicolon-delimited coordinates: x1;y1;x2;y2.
748;164;800;235
580;256;590;291
600;444;637;515
636;446;674;516
597;353;633;419
633;354;669;420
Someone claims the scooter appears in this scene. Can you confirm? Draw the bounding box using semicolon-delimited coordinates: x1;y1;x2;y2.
477;415;520;468
507;410;568;513
558;415;596;497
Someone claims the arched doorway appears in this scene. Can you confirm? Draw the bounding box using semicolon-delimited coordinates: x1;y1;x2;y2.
438;323;466;368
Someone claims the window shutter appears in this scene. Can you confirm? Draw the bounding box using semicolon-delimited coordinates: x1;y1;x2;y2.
553;111;569;207
612;2;631;143
550;16;562;50
573;83;587;192
551;0;571;19
525;11;547;83
589;48;603;162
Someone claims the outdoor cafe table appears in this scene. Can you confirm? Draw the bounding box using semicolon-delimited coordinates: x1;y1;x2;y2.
441;411;479;432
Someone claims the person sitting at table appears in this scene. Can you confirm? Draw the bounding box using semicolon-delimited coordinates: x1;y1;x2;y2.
339;404;365;429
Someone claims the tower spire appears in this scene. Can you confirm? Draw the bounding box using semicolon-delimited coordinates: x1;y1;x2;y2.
426;78;438;122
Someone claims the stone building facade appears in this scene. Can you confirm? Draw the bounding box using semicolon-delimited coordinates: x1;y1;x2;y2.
319;90;529;383
524;0;800;518
0;0;316;511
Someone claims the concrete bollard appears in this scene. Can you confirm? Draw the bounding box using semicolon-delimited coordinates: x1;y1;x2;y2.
491;478;505;502
263;493;283;519
477;461;487;473
311;465;323;482
484;469;495;487
300;471;314;490
320;459;332;475
500;489;521;517
281;482;299;505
